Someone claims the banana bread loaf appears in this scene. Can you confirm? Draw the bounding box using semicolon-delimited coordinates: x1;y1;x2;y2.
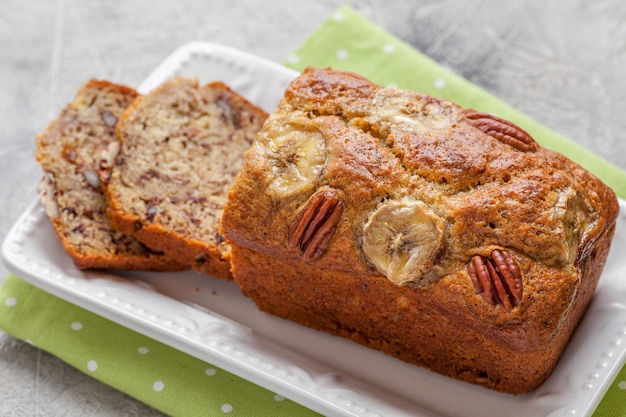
35;79;186;271
221;67;619;393
103;77;268;279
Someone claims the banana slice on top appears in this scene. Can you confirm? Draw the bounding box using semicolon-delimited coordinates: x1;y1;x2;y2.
553;186;594;265
262;116;328;198
361;198;445;285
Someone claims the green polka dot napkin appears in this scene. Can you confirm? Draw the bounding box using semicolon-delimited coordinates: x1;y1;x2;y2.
1;6;626;417
0;274;319;417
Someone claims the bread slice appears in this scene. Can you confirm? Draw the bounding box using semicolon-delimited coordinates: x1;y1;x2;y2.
35;79;186;271
103;77;268;279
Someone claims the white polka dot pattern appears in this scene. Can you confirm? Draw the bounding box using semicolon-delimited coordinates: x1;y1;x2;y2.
332;11;345;21
153;380;165;392
433;77;446;89
383;43;395;54
87;360;98;372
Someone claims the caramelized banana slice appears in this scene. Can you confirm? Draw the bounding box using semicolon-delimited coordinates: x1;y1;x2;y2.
361;198;445;285
262;116;327;198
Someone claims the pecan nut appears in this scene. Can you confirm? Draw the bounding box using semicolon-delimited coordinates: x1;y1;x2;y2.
467;249;523;312
464;110;538;152
288;191;343;261
98;141;121;182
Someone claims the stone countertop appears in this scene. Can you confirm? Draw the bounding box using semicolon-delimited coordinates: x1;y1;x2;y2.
1;1;624;415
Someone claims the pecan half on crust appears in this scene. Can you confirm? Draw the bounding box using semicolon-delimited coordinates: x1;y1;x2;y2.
464;111;538;152
467;249;523;312
288;191;344;262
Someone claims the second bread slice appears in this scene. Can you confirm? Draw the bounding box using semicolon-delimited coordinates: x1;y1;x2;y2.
103;77;268;279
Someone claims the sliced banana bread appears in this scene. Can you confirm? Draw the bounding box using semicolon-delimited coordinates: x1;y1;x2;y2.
35;79;186;270
103;77;268;279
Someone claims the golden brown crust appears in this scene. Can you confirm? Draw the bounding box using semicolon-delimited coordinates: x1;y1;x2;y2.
222;67;620;393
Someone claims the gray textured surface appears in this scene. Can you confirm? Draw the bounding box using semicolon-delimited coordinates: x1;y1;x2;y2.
1;0;624;415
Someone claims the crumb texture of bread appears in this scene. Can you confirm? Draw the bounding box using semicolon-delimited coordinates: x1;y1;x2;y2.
222;67;620;393
35;79;186;271
104;77;268;279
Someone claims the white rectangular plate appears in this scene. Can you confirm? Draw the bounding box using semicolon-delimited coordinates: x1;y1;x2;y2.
3;42;626;417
